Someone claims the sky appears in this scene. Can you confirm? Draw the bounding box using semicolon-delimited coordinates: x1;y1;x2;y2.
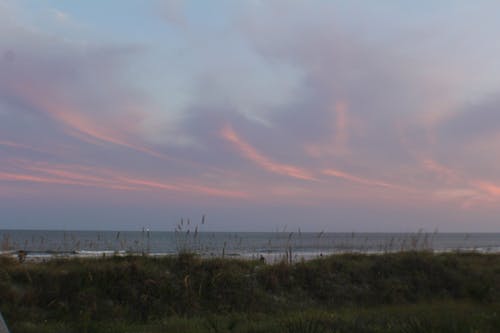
1;0;500;232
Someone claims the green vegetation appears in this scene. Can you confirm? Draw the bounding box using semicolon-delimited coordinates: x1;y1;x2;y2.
1;252;500;332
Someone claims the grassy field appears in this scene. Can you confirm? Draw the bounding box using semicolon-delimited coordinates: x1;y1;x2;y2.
1;252;500;332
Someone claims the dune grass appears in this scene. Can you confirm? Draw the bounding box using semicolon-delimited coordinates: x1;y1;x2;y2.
1;252;500;332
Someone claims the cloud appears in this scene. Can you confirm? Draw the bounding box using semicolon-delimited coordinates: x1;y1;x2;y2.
0;12;181;163
304;101;350;158
151;1;500;211
158;1;429;182
0;160;247;198
471;181;500;200
0;140;47;154
421;158;460;184
220;124;316;181
440;95;500;143
322;168;401;190
232;2;445;172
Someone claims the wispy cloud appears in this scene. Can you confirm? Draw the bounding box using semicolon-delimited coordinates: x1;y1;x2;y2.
0;161;247;198
322;168;401;190
0;141;47;154
11;82;171;160
421;158;460;184
304;100;351;158
472;181;500;199
220;124;316;181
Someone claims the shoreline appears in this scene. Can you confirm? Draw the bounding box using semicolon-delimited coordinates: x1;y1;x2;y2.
3;246;500;264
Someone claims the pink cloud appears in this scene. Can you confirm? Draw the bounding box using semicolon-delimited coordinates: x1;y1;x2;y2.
304;100;350;158
220;124;316;181
0;171;101;188
0;161;247;198
322;168;402;190
334;101;349;151
472;181;500;198
422;158;460;184
0;141;47;154
9;82;171;161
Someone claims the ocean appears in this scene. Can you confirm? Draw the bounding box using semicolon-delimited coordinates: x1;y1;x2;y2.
1;229;500;262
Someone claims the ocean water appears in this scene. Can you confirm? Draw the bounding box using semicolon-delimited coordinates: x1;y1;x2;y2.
1;229;500;262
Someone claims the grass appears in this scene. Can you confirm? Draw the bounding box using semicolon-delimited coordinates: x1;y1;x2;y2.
1;252;500;332
6;303;500;333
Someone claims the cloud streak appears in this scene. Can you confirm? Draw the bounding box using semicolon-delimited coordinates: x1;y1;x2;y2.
322;168;402;190
9;80;170;160
0;161;246;198
0;141;47;154
220;124;316;181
